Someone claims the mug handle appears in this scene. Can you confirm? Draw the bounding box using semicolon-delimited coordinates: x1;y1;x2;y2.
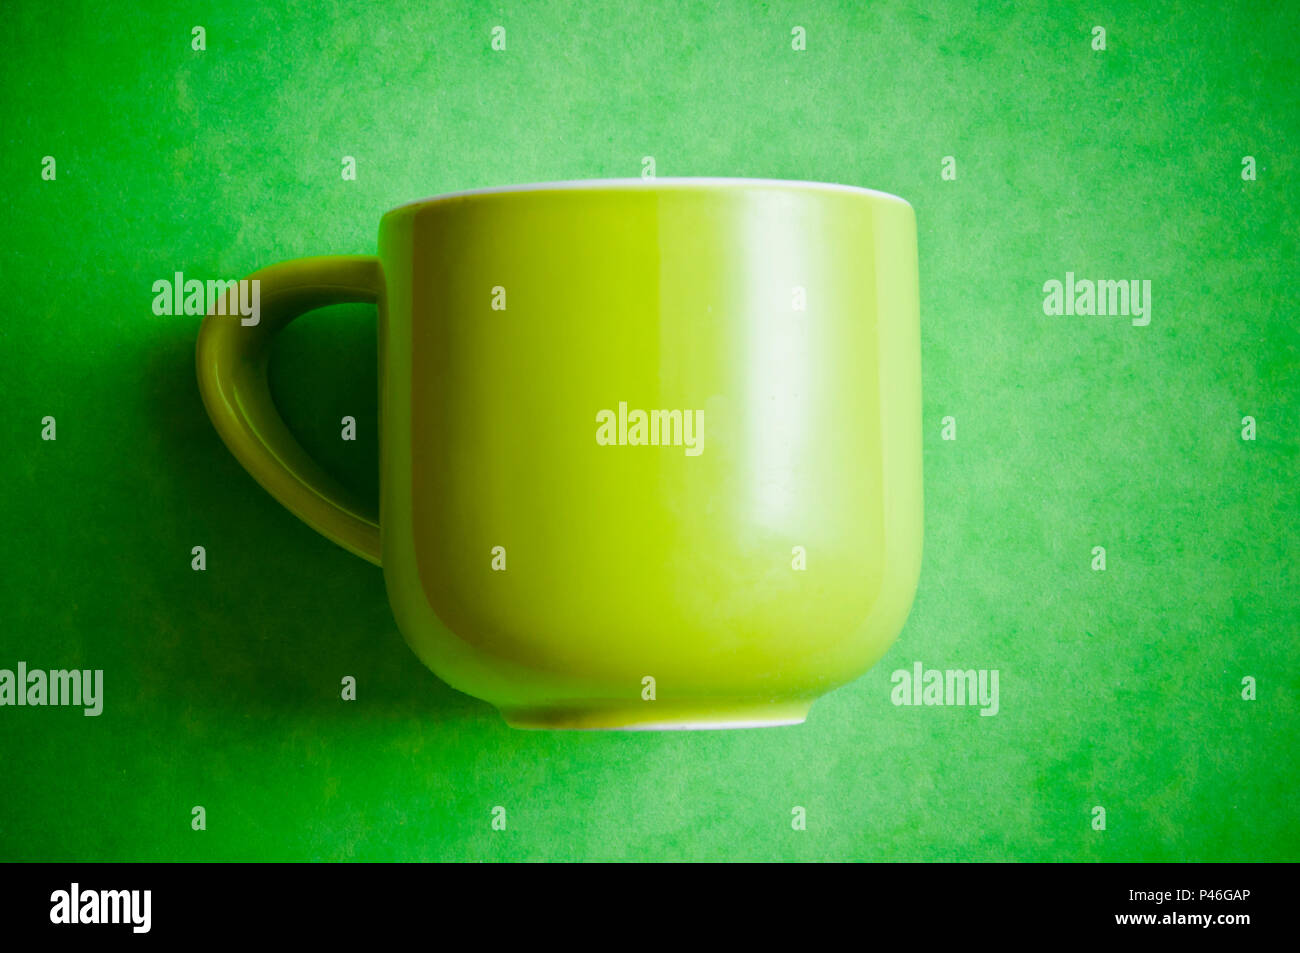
196;255;383;566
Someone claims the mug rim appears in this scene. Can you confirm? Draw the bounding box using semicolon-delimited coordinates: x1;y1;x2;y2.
383;177;911;217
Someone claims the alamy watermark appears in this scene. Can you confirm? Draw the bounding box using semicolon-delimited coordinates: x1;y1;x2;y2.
596;401;704;456
891;661;999;716
1042;271;1151;326
0;662;103;716
50;883;150;933
152;271;260;325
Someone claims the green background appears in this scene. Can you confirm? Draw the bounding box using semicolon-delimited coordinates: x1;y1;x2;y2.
2;0;1296;861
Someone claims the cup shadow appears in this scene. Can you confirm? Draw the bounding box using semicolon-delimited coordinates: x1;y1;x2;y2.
135;309;490;724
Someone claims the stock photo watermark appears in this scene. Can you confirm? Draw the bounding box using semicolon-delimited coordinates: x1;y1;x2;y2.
50;884;150;933
596;401;704;456
1042;271;1151;326
891;661;1000;716
0;662;103;716
152;271;260;325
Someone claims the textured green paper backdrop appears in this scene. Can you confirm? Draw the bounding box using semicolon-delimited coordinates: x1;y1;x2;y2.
1;1;1296;861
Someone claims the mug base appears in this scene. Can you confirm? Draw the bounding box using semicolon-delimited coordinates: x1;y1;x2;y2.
500;699;813;731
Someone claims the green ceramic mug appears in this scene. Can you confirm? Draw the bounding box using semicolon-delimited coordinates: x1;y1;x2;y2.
196;178;922;730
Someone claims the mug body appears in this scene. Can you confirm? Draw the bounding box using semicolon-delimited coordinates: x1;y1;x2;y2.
377;179;922;729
